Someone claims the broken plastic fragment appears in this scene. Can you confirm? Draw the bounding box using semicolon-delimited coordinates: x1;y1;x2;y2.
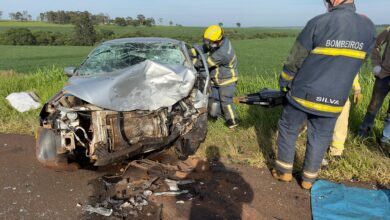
154;190;189;196
165;179;179;191
165;179;195;191
6;92;41;113
119;202;132;209
83;205;113;217
143;190;153;197
178;180;195;185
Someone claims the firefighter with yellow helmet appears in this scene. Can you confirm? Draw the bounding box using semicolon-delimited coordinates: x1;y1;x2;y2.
203;25;239;128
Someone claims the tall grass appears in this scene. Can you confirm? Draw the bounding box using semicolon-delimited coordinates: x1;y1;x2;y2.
1;33;390;184
0;67;68;133
0;65;389;183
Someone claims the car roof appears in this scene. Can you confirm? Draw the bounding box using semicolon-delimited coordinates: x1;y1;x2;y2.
102;37;184;45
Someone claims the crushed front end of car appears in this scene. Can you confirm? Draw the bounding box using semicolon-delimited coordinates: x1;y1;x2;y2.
36;38;210;168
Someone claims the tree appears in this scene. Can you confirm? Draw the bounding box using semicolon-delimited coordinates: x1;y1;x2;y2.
15;12;23;21
0;11;3;20
158;18;163;25
169;21;173;26
218;22;224;27
9;13;15;20
236;22;241;28
144;18;155;27
97;29;115;41
22;10;30;21
39;13;46;21
1;28;35;45
93;13;107;24
72;11;97;46
137;14;146;26
104;14;110;24
125;16;134;26
114;17;127;26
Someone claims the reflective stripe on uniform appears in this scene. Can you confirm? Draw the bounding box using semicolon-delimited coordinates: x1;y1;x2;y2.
229;55;237;78
303;171;318;179
218;77;238;86
312;47;367;60
207;56;220;84
352;75;361;90
276;160;293;170
190;48;198;65
227;104;236;123
281;71;294;81
190;48;197;56
292;96;344;113
331;140;345;149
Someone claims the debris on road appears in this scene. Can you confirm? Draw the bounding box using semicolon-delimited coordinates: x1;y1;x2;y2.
143;190;153;197
165;178;195;191
154;190;189;196
5;92;41;113
82;205;113;217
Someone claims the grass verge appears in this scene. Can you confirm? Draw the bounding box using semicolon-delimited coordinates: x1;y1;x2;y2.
0;66;389;184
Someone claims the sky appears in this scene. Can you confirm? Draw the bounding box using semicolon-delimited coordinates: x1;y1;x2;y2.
1;0;389;27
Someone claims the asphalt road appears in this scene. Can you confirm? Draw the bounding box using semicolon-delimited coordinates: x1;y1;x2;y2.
0;134;312;220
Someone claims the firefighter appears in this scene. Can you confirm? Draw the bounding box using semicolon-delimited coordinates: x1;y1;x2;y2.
358;26;390;146
329;75;363;158
203;25;239;129
272;0;376;190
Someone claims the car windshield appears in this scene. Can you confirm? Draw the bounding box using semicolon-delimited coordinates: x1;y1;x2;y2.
77;41;186;76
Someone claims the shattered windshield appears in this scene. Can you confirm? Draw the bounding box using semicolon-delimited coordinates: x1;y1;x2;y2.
77;42;186;76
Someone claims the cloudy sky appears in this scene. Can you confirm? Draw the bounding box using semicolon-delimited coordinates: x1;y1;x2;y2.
2;0;389;27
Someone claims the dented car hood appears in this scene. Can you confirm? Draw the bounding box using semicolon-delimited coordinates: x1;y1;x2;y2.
64;60;196;111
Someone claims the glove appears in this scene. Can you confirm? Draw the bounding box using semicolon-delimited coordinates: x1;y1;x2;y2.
373;65;382;76
353;90;363;105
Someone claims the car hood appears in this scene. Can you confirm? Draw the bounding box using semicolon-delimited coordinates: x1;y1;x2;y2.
64;60;196;111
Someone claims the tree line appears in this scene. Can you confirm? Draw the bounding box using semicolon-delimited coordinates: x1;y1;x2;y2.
3;10;157;27
8;11;32;21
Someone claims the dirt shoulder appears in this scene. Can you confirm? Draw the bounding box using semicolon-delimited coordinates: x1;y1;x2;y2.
0;134;311;219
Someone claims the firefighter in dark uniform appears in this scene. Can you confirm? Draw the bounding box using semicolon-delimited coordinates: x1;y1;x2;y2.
272;0;376;190
202;25;239;129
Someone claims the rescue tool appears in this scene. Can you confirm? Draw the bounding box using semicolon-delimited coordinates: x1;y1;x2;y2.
233;88;286;108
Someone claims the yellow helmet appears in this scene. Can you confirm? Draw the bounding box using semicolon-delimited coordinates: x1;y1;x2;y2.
203;25;224;42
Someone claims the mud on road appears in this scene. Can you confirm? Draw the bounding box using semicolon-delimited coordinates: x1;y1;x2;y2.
0;134;311;220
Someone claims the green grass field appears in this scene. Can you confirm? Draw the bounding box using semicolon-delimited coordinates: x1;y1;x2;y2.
0;22;389;184
0;45;92;73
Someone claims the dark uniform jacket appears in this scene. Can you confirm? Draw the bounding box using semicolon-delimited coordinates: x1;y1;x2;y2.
280;3;376;117
206;38;238;86
371;27;390;79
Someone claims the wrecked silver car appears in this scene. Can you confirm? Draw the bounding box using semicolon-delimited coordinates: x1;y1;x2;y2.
36;38;209;168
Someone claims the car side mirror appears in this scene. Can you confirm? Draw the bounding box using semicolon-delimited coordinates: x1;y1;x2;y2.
64;67;76;77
